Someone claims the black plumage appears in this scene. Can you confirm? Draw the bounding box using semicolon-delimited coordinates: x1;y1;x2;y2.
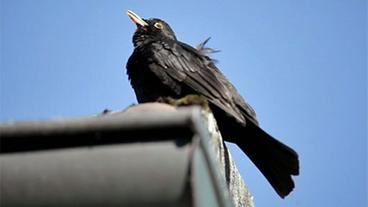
126;10;299;198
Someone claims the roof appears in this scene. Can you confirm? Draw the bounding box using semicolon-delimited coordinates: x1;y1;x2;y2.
0;104;236;207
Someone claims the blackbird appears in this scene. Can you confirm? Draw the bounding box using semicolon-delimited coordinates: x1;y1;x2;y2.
126;10;299;198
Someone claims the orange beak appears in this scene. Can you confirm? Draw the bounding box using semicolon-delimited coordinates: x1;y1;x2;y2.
127;10;148;27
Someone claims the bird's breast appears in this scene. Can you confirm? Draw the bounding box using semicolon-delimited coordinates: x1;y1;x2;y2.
127;51;183;103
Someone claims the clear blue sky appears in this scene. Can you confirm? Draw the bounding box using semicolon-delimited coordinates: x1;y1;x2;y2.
0;1;366;206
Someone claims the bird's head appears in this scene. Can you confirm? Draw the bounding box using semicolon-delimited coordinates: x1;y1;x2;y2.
127;10;177;47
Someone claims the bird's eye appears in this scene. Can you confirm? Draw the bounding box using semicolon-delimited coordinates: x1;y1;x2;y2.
154;22;163;29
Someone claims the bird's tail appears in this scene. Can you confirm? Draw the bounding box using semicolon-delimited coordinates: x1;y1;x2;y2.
237;122;299;198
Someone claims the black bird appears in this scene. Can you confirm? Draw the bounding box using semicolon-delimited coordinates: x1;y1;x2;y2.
126;10;299;198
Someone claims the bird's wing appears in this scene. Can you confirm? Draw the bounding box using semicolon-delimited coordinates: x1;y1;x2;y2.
148;40;257;124
207;62;258;125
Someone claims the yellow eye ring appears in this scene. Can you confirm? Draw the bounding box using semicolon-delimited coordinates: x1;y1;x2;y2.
154;22;163;29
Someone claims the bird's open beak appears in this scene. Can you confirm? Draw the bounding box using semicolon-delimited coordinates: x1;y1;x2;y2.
127;10;148;27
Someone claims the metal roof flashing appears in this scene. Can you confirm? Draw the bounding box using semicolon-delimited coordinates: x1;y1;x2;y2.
0;103;253;207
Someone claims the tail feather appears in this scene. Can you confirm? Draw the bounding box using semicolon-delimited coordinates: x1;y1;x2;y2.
237;122;299;198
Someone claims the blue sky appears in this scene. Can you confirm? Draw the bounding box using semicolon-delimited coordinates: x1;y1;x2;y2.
0;1;366;206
